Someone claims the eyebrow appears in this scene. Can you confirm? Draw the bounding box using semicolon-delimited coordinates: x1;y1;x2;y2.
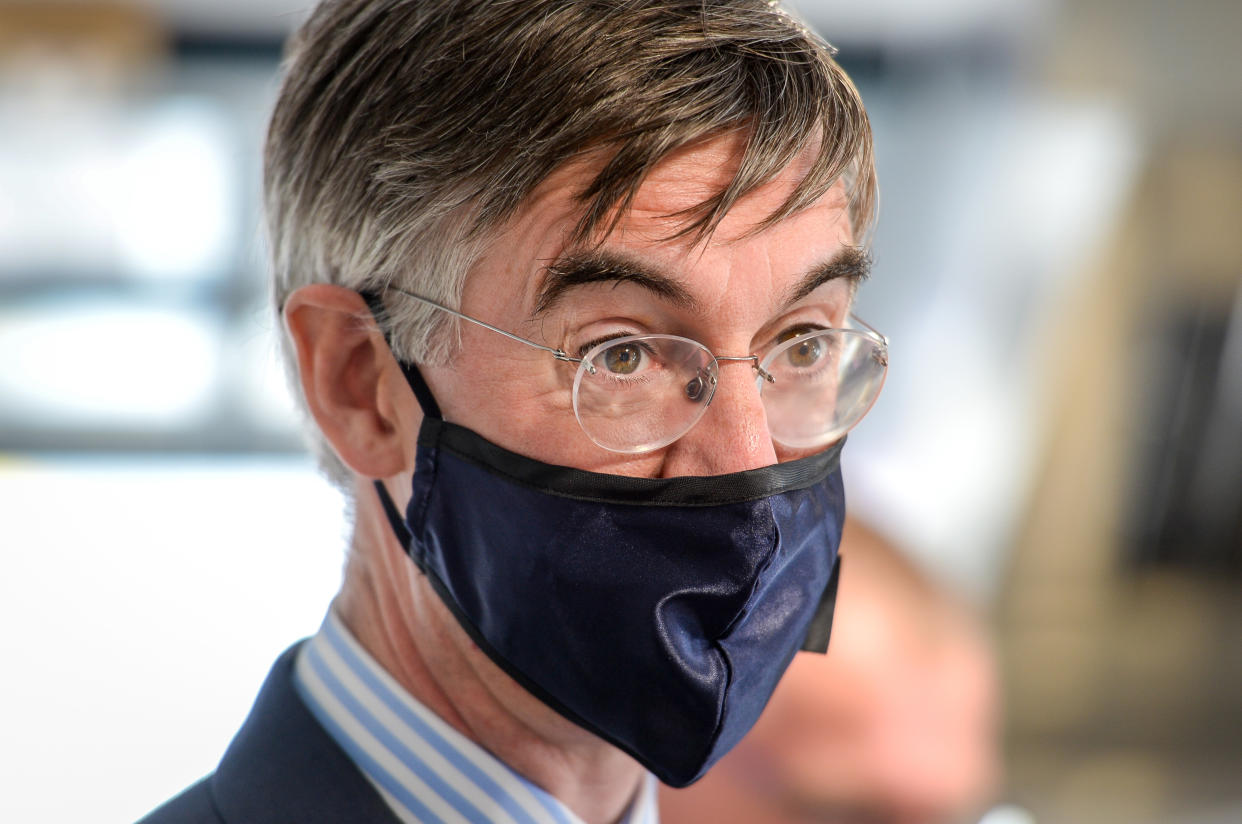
534;251;695;315
783;246;872;306
532;245;871;317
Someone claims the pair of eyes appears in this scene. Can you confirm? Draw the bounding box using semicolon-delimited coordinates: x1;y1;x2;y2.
588;326;829;377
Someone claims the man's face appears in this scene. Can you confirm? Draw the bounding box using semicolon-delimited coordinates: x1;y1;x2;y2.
420;134;861;478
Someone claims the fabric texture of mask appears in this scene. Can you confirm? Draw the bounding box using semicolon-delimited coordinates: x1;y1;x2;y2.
371;357;846;787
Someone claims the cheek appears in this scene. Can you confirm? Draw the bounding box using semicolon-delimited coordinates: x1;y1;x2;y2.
444;348;564;436
428;345;605;462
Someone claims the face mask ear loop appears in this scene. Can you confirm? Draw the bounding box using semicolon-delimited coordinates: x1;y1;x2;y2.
373;476;416;553
357;289;443;420
357;288;436;556
396;361;443;420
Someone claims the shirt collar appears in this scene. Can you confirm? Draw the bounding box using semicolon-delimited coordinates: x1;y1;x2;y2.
293;608;659;824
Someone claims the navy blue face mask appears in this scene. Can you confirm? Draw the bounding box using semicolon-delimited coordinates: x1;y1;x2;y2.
372;344;845;788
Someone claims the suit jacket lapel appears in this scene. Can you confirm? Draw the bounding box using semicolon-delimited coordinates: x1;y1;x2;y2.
210;643;401;824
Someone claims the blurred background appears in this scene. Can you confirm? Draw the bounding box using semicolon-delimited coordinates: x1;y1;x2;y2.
1;0;1239;821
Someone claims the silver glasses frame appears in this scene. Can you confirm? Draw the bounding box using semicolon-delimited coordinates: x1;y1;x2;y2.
380;285;889;381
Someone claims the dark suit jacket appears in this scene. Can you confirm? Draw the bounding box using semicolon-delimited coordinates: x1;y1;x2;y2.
138;643;400;824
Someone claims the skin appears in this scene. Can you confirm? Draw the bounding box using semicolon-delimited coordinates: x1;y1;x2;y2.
283;133;859;824
659;519;1000;824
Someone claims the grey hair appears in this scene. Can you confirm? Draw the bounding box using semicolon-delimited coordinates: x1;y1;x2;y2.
265;0;876;490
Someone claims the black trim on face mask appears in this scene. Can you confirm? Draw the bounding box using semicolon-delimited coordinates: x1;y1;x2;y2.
800;553;842;653
417;416;844;507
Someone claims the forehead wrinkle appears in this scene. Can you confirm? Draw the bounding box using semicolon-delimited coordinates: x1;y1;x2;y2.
533;249;698;317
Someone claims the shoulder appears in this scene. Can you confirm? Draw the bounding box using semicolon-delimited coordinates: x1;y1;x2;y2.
137;777;223;824
134;643;399;824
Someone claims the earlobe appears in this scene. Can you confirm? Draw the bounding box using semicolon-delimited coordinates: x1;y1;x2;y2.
283;284;415;478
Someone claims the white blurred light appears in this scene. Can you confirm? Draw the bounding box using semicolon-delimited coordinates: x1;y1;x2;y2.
0;300;221;427
115;102;236;280
978;804;1038;824
233;301;304;432
845;99;1140;600
792;0;1047;45
0;456;345;824
0;96;235;280
135;0;313;38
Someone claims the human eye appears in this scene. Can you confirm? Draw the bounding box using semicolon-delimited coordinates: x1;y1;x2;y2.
602;340;646;375
578;333;660;379
773;325;833;370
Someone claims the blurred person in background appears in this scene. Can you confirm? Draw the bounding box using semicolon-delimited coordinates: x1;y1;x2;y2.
140;1;885;823
660;518;1000;824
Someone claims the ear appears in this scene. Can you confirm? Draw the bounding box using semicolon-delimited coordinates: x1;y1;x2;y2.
283;284;418;478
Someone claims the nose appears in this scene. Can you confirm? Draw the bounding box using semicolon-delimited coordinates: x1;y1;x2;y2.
657;358;778;477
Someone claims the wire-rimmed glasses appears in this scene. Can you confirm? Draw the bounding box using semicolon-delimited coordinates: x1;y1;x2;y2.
379;287;888;454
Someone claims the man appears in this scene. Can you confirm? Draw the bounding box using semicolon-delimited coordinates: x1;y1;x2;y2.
142;1;882;822
660;519;1000;824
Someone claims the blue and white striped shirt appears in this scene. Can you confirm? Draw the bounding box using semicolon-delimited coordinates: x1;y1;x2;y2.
293;610;659;824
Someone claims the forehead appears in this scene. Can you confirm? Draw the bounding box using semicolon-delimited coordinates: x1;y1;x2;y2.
464;134;854;316
621;132;832;239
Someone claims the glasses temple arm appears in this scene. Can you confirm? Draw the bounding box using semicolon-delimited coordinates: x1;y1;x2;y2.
849;313;889;346
383;286;585;366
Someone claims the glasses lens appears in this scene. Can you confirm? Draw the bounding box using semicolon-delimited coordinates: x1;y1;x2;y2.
759;327;887;448
573;335;718;453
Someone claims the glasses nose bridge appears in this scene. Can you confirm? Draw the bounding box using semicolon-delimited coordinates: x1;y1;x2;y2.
691;352;773;422
713;353;775;384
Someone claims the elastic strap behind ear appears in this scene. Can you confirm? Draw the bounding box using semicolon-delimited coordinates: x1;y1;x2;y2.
358;289;443;420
